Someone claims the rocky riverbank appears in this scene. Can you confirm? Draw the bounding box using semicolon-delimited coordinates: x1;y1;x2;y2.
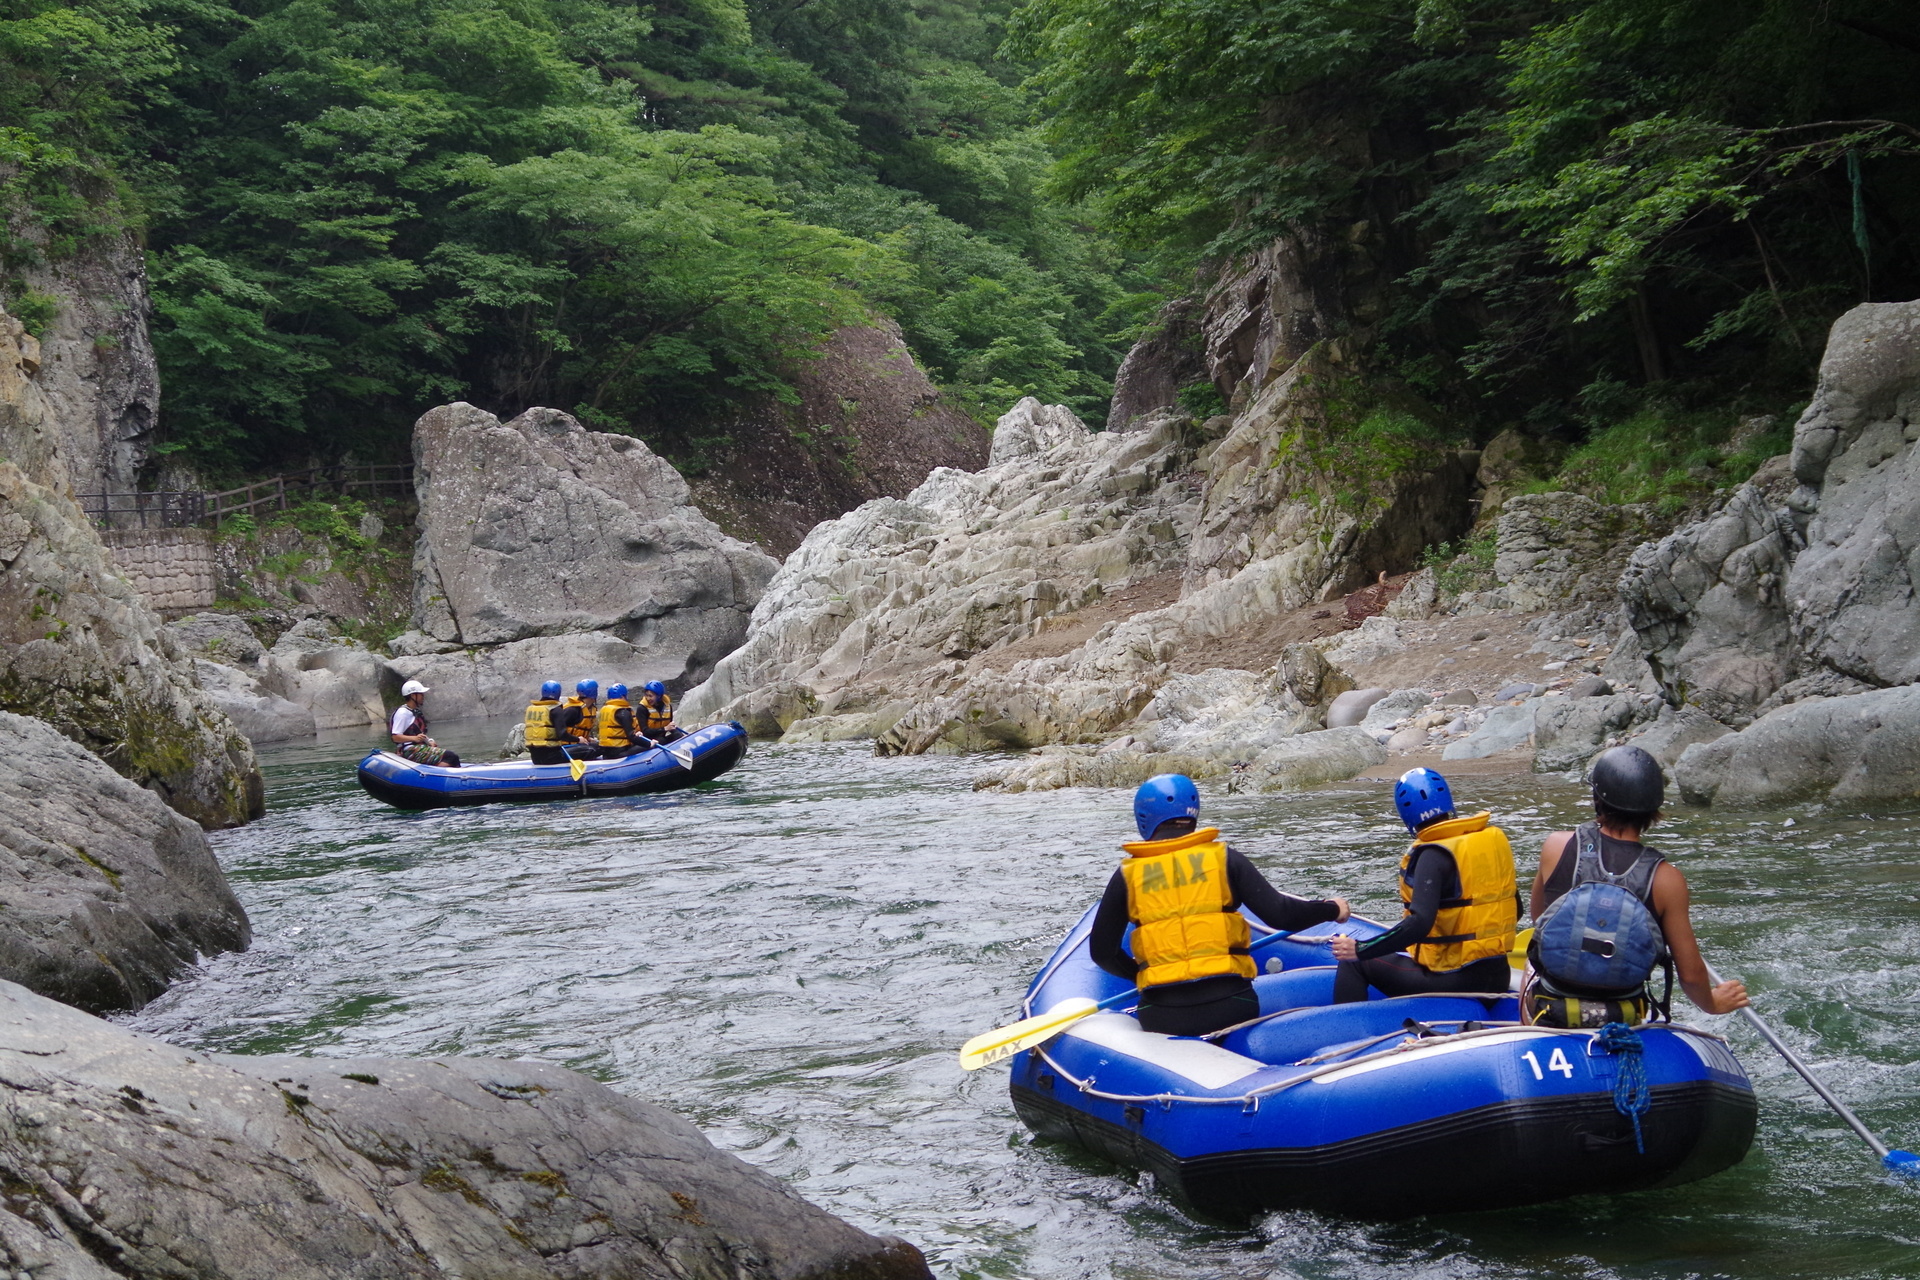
683;300;1920;808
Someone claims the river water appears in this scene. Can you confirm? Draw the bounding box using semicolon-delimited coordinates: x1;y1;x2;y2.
125;721;1920;1279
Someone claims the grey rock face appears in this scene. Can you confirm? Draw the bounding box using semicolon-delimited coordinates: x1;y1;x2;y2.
6;236;158;496
1106;298;1207;431
1359;688;1433;732
1674;684;1920;807
410;404;778;704
0;980;930;1280
165;613;264;666
1530;694;1657;773
389;632;684;724
1621;703;1732;769
987;396;1088;466
1472;429;1567;527
192;658;317;744
1784;302;1920;687
1495;492;1669;613
1443;703;1536;760
0;308;261;827
1619;478;1799;725
0;712;248;1012
1326;688;1389;729
260;618;395;730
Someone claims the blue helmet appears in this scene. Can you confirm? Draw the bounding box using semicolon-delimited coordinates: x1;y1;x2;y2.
576;679;598;698
540;680;561;699
1133;773;1200;840
606;683;627;700
645;680;667;697
1394;767;1454;835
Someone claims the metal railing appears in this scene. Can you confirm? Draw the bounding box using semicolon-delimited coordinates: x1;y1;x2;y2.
79;464;415;530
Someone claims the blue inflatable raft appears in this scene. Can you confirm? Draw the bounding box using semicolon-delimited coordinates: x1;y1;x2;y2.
1009;906;1755;1221
356;721;748;810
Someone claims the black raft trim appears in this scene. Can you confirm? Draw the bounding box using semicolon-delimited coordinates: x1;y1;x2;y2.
1011;1077;1755;1222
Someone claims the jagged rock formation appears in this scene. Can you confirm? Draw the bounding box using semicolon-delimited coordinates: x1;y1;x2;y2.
1624;302;1920;726
5;234;158;497
686;324;988;557
0;306;262;826
1675;684;1920;806
0;979;929;1280
685;333;1480;788
1106;298;1207;431
391;404;779;719
0;712;248;1012
1494;492;1669;614
171;615;395;743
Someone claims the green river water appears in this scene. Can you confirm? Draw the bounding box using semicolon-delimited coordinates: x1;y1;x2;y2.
123;721;1920;1279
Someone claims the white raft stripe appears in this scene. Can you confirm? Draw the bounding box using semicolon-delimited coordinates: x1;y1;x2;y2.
1309;1029;1565;1084
1061;1013;1267;1090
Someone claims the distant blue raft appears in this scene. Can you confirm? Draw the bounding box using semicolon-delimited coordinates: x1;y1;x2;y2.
356;721;748;810
1009;906;1756;1222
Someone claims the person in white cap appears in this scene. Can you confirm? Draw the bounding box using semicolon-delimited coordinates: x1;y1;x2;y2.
390;680;461;767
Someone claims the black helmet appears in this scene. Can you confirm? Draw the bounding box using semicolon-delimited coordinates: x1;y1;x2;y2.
1590;745;1664;815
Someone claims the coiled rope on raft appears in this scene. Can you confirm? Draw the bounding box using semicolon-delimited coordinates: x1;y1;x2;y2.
1599;1020;1651;1153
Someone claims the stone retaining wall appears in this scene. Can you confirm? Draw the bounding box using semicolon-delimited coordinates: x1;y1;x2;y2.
103;527;218;612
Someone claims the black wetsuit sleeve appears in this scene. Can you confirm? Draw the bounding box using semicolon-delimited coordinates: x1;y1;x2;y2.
615;707;635;735
554;705;580;733
1226;849;1342;933
1354;846;1455;962
1089;870;1139;982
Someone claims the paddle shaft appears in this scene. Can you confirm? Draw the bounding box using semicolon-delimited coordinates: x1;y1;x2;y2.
1706;963;1890;1161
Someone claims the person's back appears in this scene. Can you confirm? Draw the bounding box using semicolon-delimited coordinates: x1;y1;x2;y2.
524;681;573;765
1331;768;1516;1002
1090;774;1348;1037
1527;746;1747;1024
596;685;640;757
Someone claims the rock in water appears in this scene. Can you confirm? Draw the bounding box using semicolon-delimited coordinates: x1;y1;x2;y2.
0;305;262;827
398;404;778;718
0;712;248;1012
0;980;930;1280
1674;685;1920;807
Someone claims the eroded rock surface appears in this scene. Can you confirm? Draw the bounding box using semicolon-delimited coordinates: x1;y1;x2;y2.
0;981;929;1280
1495;492;1668;614
0;713;248;1012
1674;684;1920;807
405;404;778;714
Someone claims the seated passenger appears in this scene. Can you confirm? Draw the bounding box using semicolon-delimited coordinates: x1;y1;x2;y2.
1091;774;1349;1037
523;680;578;765
595;684;643;758
1525;746;1748;1025
391;680;460;766
1331;768;1515;1002
637;680;684;745
560;679;603;759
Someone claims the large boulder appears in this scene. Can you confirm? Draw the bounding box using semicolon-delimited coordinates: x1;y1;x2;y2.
0;979;930;1280
390;631;699;723
1674;684;1920;807
409;404;778;711
0;305;260;827
1785;302;1920;686
259;618;394;730
0;711;249;1012
1530;692;1658;773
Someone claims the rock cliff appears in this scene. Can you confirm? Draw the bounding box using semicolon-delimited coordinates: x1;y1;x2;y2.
688;323;989;556
0;979;929;1280
391;404;779;719
0;712;248;1013
0;306;262;827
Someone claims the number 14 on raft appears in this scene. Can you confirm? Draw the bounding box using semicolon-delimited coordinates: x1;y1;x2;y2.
1520;1047;1575;1080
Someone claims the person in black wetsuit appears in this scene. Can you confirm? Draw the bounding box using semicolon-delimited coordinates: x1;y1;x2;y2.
1331;768;1517;1002
1090;774;1350;1037
1529;745;1748;1018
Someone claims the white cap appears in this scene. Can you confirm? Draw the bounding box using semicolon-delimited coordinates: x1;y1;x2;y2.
401;680;430;696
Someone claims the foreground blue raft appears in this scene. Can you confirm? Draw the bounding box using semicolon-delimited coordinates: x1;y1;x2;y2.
1010;906;1756;1221
356;721;748;810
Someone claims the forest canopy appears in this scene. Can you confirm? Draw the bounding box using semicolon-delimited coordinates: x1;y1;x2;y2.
2;0;1917;477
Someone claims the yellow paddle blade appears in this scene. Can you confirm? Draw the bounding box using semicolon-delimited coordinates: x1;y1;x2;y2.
958;997;1101;1071
569;757;586;781
1509;926;1535;969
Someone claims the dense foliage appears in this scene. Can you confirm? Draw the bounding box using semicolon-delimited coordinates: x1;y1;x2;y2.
1012;0;1920;432
2;0;1144;473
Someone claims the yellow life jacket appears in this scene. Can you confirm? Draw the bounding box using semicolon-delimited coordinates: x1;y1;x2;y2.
597;699;634;749
523;699;563;748
1118;828;1255;988
641;693;673;733
560;696;596;743
1398;812;1518;972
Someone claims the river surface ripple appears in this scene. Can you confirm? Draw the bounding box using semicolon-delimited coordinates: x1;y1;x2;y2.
125;721;1920;1279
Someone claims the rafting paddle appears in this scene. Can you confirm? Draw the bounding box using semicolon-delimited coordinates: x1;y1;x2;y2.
958;927;1345;1071
1706;962;1919;1181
